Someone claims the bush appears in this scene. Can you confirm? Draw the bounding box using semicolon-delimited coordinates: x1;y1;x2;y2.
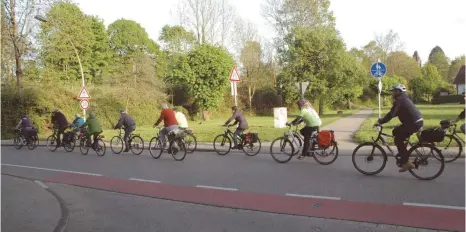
252;88;282;116
432;94;465;104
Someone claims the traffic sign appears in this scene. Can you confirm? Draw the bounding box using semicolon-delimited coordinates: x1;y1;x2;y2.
77;87;91;99
295;82;309;97
370;62;387;78
80;99;89;110
229;66;241;82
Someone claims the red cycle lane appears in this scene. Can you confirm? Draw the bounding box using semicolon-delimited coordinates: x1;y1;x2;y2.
45;173;465;232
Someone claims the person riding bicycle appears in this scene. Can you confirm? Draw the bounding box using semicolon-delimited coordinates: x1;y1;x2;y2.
51;108;69;147
153;103;179;149
454;92;465;133
174;106;188;129
286;99;321;160
223;106;248;150
71;114;85;134
114;109;136;152
375;84;423;172
80;112;102;150
15;114;37;143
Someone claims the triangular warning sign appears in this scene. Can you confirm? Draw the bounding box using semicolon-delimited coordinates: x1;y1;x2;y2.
229;66;241;82
77;87;91;99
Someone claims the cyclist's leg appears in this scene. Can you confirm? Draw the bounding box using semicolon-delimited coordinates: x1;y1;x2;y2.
300;126;313;157
123;126;135;151
392;124;411;164
310;126;319;150
85;132;92;147
233;127;243;148
57;126;65;146
92;132;100;149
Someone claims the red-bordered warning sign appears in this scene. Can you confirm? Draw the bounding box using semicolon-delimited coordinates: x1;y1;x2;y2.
229;66;241;82
77;87;91;99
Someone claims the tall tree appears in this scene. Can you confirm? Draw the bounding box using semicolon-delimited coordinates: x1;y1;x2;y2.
158;25;196;54
412;51;421;66
385;51;421;80
448;55;466;83
420;63;444;102
87;15;111;82
107;19;159;57
427;46;450;82
374;29;404;62
240;40;264;112
362;41;384;63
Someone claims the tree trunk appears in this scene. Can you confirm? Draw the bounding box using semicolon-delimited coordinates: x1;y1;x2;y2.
318;96;324;116
10;0;22;88
347;98;352;110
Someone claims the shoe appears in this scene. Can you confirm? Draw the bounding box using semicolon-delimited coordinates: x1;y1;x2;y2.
398;161;414;172
124;148;130;152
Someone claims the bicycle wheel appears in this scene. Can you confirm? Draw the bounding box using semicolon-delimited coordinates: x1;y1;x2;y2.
213;134;231;155
351;142;388;176
46;135;58;152
95;139;106;156
435;134;463;163
63;140;75;152
171;138;187;161
130;135;144;155
149;137;163;159
408;143;444;181
110;136;124;154
27;136;39;150
184;133;197;153
270;137;294;163
79;139;89;155
291;134;302;155
242;137;261;156
313;141;339;165
14;136;23;149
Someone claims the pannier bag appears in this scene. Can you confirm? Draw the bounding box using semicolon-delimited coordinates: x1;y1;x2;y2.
242;133;259;144
420;128;446;143
318;130;334;148
63;131;74;143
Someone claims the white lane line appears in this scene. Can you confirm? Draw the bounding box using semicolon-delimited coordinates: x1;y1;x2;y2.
196;185;238;191
403;202;465;211
34;180;49;189
129;178;161;183
285;193;341;200
1;164;102;176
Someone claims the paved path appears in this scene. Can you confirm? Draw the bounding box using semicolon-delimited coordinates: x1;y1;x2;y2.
1;146;464;231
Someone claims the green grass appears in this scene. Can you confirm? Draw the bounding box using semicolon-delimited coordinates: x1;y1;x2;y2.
99;109;357;143
353;104;464;146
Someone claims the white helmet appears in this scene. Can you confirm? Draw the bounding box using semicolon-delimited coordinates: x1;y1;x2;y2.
389;84;407;92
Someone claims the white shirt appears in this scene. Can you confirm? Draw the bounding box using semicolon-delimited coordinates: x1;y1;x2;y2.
175;112;188;128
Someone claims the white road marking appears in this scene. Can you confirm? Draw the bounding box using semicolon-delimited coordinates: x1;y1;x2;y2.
403;202;465;211
285;193;341;200
34;180;49;189
1;164;102;176
129;178;161;183
196;185;238;191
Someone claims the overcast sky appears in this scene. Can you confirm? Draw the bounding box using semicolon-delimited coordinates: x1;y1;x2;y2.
74;0;466;64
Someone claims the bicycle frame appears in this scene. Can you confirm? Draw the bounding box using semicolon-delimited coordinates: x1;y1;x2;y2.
284;125;322;153
372;125;418;157
447;123;465;144
223;127;243;144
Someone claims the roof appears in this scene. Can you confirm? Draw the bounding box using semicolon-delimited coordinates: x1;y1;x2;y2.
453;65;465;84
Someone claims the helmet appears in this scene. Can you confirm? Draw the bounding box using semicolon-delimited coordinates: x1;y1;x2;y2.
297;99;307;108
389;84;407;92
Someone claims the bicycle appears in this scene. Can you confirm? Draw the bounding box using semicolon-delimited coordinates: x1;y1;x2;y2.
79;132;106;156
13;128;39;150
110;128;144;155
149;126;187;161
180;128;197;153
213;125;261;156
270;124;339;165
46;127;75;152
351;124;445;180
432;121;464;163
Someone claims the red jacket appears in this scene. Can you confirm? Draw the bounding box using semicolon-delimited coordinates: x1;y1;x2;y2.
154;109;178;127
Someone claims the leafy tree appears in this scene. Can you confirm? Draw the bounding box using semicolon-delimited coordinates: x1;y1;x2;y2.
385;51;421;80
107;19;159;57
412;51;422;66
87;15;111;82
374;29;404;62
362;41;384;63
185;44;235;118
240;40;264;112
371;74;407;105
420;63;444;102
158;25;196;54
448;55;465;83
428;46;450;82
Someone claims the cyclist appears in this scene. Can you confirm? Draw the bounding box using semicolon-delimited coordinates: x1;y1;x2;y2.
153;103;179;149
114;109;136;152
375;84;423;172
286;99;321;160
51;108;69;147
80;112;102;150
71;114;85;134
15;114;37;143
174;106;188;129
223;106;248;149
454;92;465;133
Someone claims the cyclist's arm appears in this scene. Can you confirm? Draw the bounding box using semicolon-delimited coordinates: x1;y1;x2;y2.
115;116;124;129
15;119;22;129
456;110;465;122
290;116;303;126
224;112;236;125
378;101;399;124
153;112;164;127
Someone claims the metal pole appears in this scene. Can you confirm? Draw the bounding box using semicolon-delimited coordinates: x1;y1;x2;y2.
378;79;381;119
234;82;238;106
67;38;86;120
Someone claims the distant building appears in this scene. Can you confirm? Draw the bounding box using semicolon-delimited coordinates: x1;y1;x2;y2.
412;51;422;67
453;65;465;94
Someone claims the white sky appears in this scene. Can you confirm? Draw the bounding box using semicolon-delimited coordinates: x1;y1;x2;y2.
74;0;466;63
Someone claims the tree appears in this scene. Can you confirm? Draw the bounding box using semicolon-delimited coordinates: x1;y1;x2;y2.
374;29;404;62
427;46;450;82
448;55;465;83
233;18;259;55
107;19;159;57
87;15;111;82
158;25;196;54
420;63;444;102
240;40;264;112
362;41;384;63
412;51;421;67
385;51;421;80
371;74;408;105
185;44;235;119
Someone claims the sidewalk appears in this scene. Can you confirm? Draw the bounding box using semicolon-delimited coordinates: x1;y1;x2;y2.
1;175;61;232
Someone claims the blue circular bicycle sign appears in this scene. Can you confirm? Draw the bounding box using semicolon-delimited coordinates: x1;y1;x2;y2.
370;62;387;79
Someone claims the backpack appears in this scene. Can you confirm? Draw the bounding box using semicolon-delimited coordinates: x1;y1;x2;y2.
420;128;446;143
318;130;334;148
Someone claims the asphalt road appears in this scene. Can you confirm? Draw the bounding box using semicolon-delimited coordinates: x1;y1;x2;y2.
2;146;464;208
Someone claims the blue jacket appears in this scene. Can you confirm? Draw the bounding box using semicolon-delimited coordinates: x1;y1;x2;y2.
72;117;85;128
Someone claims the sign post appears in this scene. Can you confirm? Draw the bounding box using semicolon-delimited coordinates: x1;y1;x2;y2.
294;82;309;98
229;66;241;106
77;87;91;120
370;60;387;119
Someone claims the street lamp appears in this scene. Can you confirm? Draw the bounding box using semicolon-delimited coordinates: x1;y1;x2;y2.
35;15;87;120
